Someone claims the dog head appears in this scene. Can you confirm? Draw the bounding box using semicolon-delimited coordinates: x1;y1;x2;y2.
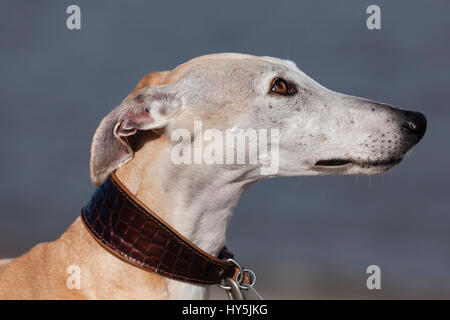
90;53;426;185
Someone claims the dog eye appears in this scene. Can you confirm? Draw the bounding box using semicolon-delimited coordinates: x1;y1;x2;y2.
269;78;296;96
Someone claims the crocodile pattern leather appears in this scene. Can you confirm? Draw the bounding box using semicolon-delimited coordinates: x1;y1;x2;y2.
81;174;236;285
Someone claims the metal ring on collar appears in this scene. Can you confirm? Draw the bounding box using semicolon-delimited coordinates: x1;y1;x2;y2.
236;268;256;290
218;258;244;290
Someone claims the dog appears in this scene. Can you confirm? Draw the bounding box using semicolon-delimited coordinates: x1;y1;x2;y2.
0;53;426;299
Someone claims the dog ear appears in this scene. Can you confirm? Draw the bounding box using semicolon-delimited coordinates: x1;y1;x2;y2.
90;88;182;186
124;71;169;101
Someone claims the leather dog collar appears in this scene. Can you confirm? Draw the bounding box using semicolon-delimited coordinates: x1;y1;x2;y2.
81;173;236;285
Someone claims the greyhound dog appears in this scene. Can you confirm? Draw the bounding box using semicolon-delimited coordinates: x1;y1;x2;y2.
0;53;426;299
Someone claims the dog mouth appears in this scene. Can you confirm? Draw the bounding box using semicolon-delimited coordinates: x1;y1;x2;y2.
314;158;403;168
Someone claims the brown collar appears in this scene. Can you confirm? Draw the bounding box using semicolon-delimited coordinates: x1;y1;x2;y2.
80;173;237;285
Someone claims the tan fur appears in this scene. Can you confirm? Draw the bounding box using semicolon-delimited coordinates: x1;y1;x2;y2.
0;53;418;299
0;57;200;299
115;132;174;223
0;54;234;299
0;218;168;299
0;260;12;275
125;71;169;100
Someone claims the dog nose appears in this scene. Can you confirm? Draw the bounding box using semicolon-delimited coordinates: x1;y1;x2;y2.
401;111;427;140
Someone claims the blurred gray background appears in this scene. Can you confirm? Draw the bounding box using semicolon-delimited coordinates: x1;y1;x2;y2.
0;0;449;299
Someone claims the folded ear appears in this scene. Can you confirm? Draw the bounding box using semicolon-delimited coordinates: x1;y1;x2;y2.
90;88;182;185
124;71;169;101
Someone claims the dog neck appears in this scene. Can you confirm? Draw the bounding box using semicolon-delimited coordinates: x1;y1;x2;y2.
114;132;256;298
